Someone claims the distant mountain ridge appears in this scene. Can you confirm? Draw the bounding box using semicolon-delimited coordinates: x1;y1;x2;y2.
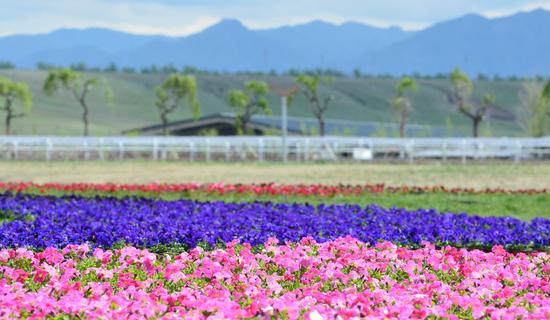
1;9;549;76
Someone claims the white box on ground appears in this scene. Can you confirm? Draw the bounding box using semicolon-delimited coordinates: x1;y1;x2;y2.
352;148;373;160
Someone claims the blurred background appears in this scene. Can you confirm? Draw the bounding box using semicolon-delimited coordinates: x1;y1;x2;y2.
0;0;549;178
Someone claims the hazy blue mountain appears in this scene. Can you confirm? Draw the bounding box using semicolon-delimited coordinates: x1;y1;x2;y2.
256;20;411;70
364;9;550;76
119;19;295;71
118;19;411;71
0;28;169;67
0;9;549;75
0;19;411;71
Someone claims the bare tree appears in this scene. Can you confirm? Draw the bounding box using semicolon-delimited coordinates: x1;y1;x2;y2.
43;68;113;136
392;77;418;137
448;68;495;137
296;74;334;136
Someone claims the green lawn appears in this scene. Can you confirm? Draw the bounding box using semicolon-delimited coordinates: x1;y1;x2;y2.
2;162;550;189
181;192;549;221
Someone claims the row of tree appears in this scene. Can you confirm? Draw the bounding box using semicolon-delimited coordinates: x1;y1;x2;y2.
225;69;505;138
1;68;549;137
134;68;550;138
2;60;546;82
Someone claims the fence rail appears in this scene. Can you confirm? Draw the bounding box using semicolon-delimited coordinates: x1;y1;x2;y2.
0;136;549;163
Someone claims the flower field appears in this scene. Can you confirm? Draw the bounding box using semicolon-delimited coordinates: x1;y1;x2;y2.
0;183;549;319
2;181;550;195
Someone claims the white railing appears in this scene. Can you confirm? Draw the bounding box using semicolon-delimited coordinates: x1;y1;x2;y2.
0;136;549;163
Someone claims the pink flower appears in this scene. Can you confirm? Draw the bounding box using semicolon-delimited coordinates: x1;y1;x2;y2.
0;239;547;319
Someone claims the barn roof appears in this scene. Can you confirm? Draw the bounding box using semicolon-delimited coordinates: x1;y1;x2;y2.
123;112;453;137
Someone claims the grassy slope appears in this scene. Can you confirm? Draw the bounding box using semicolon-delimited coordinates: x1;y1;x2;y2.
0;70;526;136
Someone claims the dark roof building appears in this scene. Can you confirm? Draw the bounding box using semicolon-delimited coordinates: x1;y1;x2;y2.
123;113;302;136
123;113;457;137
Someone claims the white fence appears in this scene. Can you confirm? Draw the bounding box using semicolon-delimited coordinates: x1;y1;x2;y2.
0;136;549;163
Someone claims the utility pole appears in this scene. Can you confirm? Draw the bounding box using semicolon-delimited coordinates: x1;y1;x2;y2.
270;84;299;162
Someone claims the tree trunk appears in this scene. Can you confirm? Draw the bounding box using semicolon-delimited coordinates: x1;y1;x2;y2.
240;113;251;135
5;112;11;136
242;109;253;135
242;118;248;135
161;113;168;136
399;116;406;138
4;99;12;136
473;118;480;138
318;117;325;137
81;103;89;137
399;101;410;138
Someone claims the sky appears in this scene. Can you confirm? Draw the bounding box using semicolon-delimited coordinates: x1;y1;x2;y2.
1;0;550;36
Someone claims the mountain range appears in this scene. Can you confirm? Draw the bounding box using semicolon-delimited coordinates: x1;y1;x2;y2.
1;9;549;76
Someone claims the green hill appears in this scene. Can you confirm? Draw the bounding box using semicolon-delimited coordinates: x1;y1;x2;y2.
0;70;530;136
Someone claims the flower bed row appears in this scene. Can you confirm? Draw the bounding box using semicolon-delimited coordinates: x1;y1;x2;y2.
1;181;550;196
0;193;547;250
0;238;548;319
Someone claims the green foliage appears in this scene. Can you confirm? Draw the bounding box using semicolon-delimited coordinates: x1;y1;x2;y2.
228;90;248;110
0;61;15;70
482;94;496;106
449;68;494;137
228;80;271;135
156;74;200;117
122;67;136;74
70;62;87;72
43;68;113;136
197;128;219;136
123;130;141;137
104;62;118;73
295;74;334;136
0;76;33;134
395;76;418;96
542;80;550;98
43;68;113;105
155;74;200;135
0;77;33;109
371;127;388;137
36;61;56;71
518;81;550;137
296;74;331;95
43;68;82;96
342;127;357;137
392;77;418;137
0;70;532;136
450;68;473;103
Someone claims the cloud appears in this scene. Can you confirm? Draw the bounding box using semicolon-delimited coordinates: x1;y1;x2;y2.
0;0;221;36
481;1;550;17
0;0;548;36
